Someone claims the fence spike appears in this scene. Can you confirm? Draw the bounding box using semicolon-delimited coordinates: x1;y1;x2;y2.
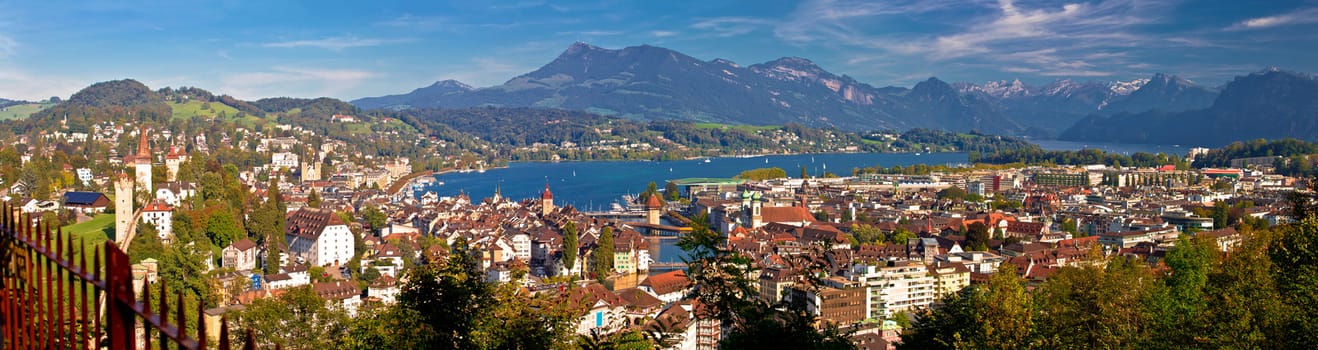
176;292;186;343
160;279;169;346
245;328;257;350
219;316;231;350
43;222;54;350
144;279;154;350
56;225;66;347
197;297;208;349
80;238;91;350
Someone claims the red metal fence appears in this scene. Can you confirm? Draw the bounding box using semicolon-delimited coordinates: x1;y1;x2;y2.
1;203;255;349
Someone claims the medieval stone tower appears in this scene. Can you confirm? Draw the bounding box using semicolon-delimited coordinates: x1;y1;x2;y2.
646;193;662;225
133;126;153;193
541;184;554;216
164;146;187;182
114;173;134;244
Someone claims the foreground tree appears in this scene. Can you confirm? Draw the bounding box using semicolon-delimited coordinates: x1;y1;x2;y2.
899;264;1033;350
1270;217;1318;349
390;238;576;349
233;286;349;349
678;213;854;349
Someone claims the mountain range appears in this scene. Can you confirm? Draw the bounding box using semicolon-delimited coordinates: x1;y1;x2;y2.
5;43;1313;147
1061;69;1318;146
352;42;1235;139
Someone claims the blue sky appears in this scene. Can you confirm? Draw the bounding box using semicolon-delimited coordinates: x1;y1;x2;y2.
1;0;1316;101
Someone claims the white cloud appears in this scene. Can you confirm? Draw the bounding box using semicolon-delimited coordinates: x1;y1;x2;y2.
0;68;88;101
262;36;411;51
775;0;1166;82
651;30;677;38
690;17;773;38
221;67;378;100
0;33;15;58
1229;7;1318;30
558;30;624;37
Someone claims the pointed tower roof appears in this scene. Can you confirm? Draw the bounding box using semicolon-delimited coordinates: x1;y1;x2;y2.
542;183;553;200
646;193;662;209
136;125;150;158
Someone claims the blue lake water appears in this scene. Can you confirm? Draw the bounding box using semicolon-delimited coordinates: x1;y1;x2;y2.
422;152;966;267
423;152;968;210
418;142;1183;266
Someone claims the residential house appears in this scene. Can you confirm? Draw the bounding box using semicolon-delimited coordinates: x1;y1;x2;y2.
222;238;259;271
285;208;355;267
141;200;173;241
312;281;361;316
640;270;692;304
62;191;110;213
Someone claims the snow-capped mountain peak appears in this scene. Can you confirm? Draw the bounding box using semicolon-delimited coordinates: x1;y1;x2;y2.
1108;78;1149;96
957;79;1034;98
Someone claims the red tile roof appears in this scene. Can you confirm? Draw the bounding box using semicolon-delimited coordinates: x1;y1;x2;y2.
761;206;816;224
286;208;347;239
640;270;691;296
229;238;257;251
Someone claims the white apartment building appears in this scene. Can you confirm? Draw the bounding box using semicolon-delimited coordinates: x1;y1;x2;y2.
849;260;937;319
285;208;355;267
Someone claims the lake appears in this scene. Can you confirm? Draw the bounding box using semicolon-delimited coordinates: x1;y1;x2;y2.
422;152;966;268
422;152;968;209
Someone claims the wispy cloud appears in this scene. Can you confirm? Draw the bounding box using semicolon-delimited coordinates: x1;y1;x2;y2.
262;36;410;51
0;33;15;59
775;0;1172;83
221;66;378;99
0;67;88;101
376;14;460;31
690;17;772;38
558;30;624;37
1229;7;1318;30
651;30;677;38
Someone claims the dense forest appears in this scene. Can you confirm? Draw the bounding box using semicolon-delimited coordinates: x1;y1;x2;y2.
877;128;1038;153
1192;138;1318;176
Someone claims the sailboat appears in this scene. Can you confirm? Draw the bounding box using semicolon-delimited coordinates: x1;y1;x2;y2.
765;158;769;164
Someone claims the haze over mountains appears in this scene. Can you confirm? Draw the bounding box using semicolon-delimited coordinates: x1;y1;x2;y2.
352;42;1257;141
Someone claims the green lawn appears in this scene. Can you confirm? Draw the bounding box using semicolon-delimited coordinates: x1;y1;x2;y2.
0;103;52;120
61;213;114;252
169;100;275;128
168;100;243;120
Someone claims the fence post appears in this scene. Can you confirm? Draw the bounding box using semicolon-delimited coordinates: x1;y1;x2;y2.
104;240;136;350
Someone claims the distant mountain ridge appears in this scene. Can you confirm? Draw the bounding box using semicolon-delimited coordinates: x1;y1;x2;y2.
0;98;28;109
1060;69;1318;146
352;42;1244;139
353;43;1031;134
